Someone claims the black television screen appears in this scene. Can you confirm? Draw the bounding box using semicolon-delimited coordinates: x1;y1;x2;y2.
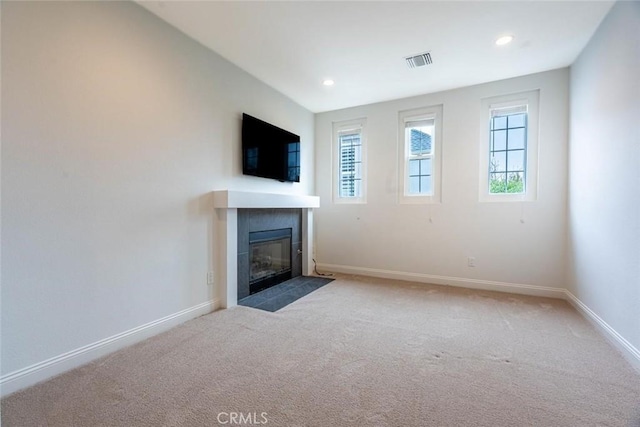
242;113;300;183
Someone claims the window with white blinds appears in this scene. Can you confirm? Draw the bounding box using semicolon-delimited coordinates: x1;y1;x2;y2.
333;119;367;203
338;128;362;198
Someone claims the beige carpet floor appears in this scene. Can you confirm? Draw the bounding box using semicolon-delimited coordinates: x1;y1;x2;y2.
2;275;640;426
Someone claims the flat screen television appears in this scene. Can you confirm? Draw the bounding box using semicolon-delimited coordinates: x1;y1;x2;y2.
242;113;300;183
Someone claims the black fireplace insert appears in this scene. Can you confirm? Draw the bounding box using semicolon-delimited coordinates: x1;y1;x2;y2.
248;228;292;294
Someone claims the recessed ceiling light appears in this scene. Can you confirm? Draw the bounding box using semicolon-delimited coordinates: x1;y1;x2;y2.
322;79;335;86
495;35;514;46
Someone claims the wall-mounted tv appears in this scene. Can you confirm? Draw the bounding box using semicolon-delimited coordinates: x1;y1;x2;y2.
242;113;300;183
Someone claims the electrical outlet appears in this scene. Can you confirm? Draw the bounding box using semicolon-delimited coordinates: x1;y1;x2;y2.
207;271;214;285
467;257;476;267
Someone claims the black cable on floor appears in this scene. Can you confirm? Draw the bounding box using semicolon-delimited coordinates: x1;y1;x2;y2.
313;258;333;277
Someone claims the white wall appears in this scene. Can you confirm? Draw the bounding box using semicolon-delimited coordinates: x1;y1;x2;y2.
315;69;569;292
568;1;640;352
1;1;313;379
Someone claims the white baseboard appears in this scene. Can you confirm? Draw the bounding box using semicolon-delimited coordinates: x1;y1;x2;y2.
318;263;640;373
317;263;567;299
564;291;640;373
0;299;220;398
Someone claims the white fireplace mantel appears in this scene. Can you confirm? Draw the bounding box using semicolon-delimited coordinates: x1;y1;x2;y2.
213;190;319;209
213;190;320;308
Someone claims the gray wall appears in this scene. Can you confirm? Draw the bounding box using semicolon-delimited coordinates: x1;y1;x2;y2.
568;1;640;353
315;69;569;290
1;1;314;377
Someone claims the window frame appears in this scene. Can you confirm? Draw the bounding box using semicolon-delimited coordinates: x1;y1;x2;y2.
333;118;367;204
479;90;539;202
398;105;443;204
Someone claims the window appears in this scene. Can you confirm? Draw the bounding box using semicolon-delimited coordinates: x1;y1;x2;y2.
339;131;362;197
480;90;539;202
398;105;443;203
489;106;527;194
333;119;367;203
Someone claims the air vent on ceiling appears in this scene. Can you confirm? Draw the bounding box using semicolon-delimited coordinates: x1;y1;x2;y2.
405;52;433;69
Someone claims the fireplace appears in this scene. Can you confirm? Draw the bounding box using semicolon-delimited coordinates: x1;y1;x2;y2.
236;208;303;301
249;228;292;295
213;190;319;307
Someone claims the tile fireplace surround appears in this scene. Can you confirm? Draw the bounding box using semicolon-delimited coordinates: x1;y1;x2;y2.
213;190;320;308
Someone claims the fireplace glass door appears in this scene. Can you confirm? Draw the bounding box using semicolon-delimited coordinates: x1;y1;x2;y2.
249;228;292;294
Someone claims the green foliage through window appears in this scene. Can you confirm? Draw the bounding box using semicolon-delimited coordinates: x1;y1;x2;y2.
488;110;527;194
489;172;524;194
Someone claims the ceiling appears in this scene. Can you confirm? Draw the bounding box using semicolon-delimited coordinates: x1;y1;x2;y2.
138;1;613;113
